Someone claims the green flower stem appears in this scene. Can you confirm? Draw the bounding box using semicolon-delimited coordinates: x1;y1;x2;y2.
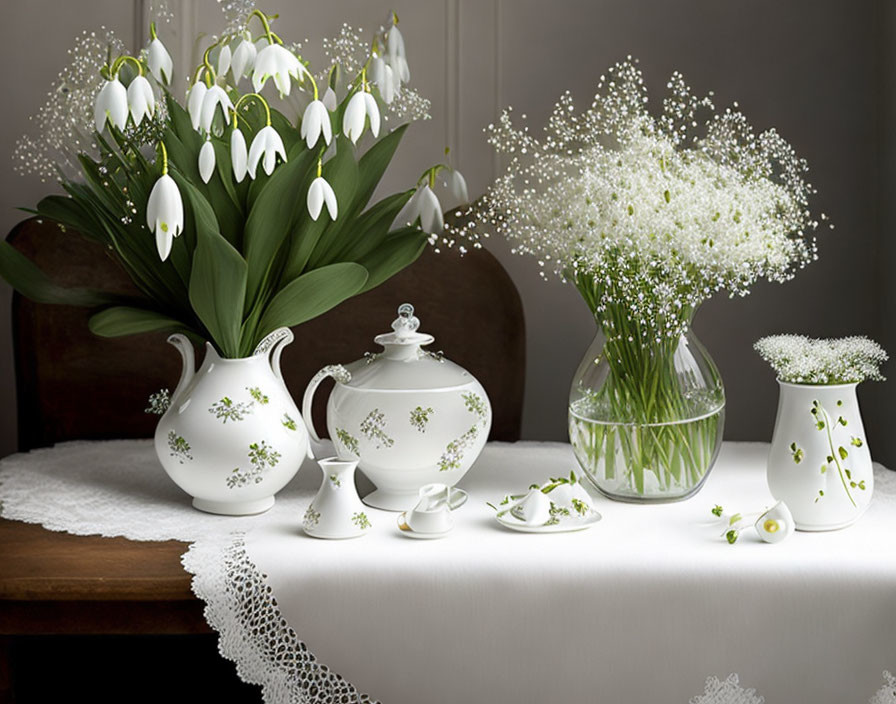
249;9;278;44
570;270;722;497
233;93;272;126
818;405;856;507
111;55;144;77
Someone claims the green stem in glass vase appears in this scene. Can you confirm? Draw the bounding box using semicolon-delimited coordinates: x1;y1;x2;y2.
568;271;724;500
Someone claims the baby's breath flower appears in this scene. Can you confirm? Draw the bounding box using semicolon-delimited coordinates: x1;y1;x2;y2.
450;59;826;340
755;335;888;385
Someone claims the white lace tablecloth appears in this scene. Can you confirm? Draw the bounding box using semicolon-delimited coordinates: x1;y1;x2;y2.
1;440;895;704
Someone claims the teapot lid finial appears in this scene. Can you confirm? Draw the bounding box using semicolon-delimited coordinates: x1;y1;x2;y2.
392;303;420;339
374;302;434;354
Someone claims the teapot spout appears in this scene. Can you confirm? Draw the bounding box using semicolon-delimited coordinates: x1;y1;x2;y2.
166;334;196;408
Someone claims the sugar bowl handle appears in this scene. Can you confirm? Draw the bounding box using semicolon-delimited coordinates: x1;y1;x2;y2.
302;365;351;442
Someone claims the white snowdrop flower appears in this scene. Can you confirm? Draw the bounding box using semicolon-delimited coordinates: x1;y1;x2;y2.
300;99;332;149
370;55;385;86
252;43;308;97
386;25;409;83
146;173;183;261
199;139;216;183
126;74;155;127
216;43;232;80
379;64;397;104
199;85;233;133
418;185;444;233
446;168;469;203
147;37;173;86
231;36;257;80
342;91;380;144
231;127;248;182
187;81;208;131
248;124;287;178
307;175;338;220
94;79;128;133
322;86;338;112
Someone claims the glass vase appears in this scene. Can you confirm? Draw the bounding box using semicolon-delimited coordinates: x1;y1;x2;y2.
568;321;725;503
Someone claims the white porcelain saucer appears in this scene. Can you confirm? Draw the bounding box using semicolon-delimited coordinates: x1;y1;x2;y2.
396;512;452;539
496;507;602;534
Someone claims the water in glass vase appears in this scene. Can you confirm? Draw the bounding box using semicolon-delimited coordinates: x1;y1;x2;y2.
568;325;725;502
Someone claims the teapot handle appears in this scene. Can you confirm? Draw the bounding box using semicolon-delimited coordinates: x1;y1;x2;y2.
253;327;294;381
302;364;351;443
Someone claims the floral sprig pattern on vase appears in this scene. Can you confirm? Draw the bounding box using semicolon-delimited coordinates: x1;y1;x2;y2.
452;58;827;502
755;335;888;385
1;7;469;360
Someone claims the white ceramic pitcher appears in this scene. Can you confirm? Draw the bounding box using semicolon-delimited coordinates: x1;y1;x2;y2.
154;327;310;515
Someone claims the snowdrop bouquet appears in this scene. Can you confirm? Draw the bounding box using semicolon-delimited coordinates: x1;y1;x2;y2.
454;59;826;500
2;7;466;359
755;335;888;385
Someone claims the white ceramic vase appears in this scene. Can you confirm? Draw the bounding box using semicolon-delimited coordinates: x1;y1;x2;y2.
767;381;873;530
154;328;310;515
302;457;373;539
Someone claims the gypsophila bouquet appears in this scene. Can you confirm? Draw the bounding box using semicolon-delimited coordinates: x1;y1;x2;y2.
453;59;824;341
755;335;888;385
2;4;467;359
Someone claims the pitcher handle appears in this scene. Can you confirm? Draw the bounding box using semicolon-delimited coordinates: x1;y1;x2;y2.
302;365;351;443
253;327;293;382
166;334;195;407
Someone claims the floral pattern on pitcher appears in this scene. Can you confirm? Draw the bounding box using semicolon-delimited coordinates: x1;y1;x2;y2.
167;431;193;464
794;399;868;506
226;441;282;488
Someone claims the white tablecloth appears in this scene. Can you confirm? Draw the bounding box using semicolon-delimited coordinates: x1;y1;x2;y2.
1;440;894;704
243;442;896;704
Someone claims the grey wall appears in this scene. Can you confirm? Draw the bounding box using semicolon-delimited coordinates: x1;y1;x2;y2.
1;0;892;464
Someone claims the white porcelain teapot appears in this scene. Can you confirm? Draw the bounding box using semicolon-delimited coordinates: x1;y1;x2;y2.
302;304;491;511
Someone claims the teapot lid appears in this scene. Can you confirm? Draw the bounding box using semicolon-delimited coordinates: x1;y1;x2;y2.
373;303;434;350
340;303;476;390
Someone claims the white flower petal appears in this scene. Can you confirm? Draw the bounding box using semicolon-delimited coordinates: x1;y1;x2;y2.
447;169;469;203
380;64;395;104
216;44;232;79
147;38;173;85
419;185;443;233
200;85;233;133
387;25;406;61
342;92;366;144
363;92;380;138
127;75;155;126
231;37;256;79
322;179;338;219
199;140;216;183
370;56;385;86
396;186;423;226
231;128;248;182
322;86;338;112
252;44;300;97
187;82;208;131
307;179;324;220
147;174;184;260
247;125;286;179
301;100;331;148
94;80;128;133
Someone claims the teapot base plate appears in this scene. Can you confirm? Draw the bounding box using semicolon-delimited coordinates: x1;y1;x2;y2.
362;489;418;512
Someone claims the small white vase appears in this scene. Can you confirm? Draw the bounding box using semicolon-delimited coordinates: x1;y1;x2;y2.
767;381;873;530
303;457;373;539
154;328;310;516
